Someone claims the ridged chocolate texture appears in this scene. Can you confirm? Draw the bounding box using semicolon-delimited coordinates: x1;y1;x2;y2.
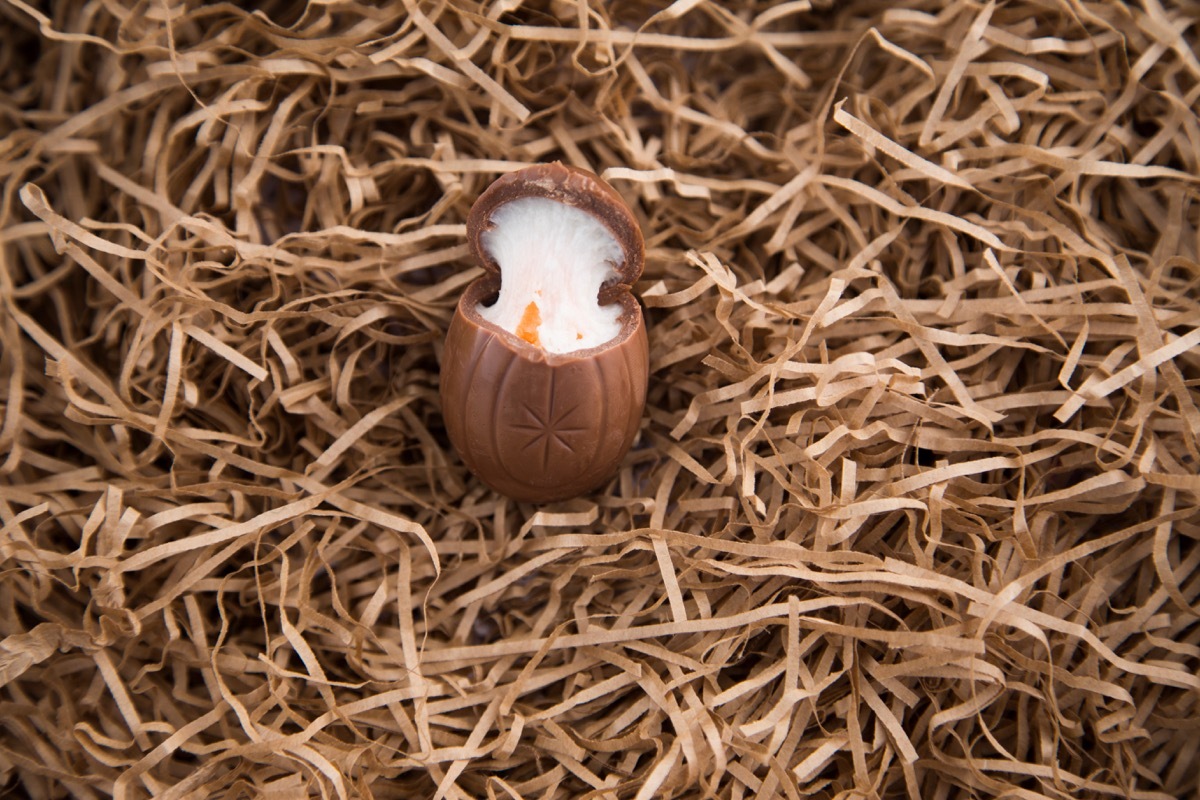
440;164;649;503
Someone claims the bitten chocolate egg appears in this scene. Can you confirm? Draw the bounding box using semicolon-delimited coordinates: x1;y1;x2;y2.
440;163;649;503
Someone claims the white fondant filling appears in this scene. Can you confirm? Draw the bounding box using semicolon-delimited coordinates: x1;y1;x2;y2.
478;197;624;354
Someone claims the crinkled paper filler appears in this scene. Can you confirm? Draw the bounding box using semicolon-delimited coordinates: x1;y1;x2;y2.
1;1;1198;798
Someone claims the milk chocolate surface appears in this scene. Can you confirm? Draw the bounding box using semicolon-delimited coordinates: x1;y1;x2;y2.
440;164;649;503
467;162;644;291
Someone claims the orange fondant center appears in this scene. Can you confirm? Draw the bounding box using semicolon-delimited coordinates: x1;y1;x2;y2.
516;301;542;346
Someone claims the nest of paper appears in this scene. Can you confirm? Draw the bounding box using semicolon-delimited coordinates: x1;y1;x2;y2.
1;1;1198;798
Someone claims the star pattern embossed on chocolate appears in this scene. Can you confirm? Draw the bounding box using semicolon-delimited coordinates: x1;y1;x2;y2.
510;375;587;469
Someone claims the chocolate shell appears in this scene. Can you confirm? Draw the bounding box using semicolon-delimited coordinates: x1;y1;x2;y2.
467;163;644;289
440;164;649;503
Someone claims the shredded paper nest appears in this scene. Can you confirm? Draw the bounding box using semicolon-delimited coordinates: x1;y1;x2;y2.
2;1;1199;798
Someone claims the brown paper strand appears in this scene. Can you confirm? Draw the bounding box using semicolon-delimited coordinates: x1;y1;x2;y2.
1;0;1198;798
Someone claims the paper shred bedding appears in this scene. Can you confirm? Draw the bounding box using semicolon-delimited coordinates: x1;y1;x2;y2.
1;0;1198;797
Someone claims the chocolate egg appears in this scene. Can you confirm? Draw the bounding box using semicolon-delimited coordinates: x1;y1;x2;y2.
440;164;649;503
